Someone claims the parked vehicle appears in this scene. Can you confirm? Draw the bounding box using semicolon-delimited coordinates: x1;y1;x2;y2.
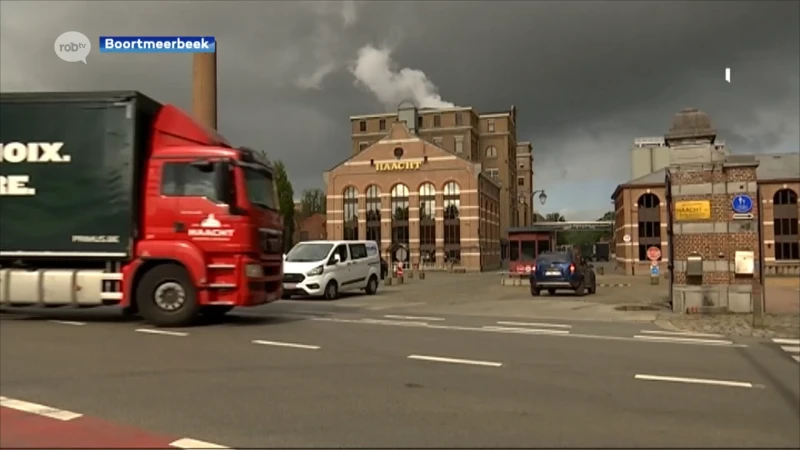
529;251;596;296
0;91;284;327
282;240;381;300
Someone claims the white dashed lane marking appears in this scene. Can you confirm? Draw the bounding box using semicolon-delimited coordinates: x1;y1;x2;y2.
251;340;320;350
134;328;188;337
0;396;83;421
384;314;445;322
633;335;733;345
773;338;800;363
407;354;503;368
634;374;758;389
639;329;724;338
496;321;572;329
170;438;231;449
48;320;87;326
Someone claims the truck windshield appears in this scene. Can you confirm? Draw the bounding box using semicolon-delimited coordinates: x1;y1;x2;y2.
243;167;278;211
286;243;334;262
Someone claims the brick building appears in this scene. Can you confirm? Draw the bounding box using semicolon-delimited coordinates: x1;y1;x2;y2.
294;213;327;243
612;110;799;280
348;104;534;240
325;106;503;272
516;141;535;226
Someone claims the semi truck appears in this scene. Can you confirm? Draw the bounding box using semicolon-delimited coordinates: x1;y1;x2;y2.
0;91;284;327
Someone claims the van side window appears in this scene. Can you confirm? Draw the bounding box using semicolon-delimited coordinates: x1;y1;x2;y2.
366;244;378;257
349;243;368;260
160;162;219;202
328;244;348;264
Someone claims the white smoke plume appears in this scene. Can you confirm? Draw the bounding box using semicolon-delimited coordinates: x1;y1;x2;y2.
350;45;456;109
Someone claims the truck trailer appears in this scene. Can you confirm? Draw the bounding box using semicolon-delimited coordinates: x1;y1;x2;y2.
0;91;284;326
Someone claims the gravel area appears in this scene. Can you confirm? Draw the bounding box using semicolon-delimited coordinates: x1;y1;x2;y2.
657;312;800;338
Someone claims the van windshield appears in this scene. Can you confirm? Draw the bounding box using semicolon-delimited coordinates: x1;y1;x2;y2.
286;243;333;262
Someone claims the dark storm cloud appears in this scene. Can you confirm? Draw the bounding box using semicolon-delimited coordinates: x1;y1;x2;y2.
1;1;797;211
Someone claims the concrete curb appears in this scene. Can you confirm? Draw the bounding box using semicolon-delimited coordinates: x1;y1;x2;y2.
598;283;632;288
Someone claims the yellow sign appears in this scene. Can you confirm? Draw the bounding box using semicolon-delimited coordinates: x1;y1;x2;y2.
674;200;711;221
375;160;422;172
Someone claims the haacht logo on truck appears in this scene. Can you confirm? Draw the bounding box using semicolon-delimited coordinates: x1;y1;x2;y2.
188;214;235;239
0;142;72;196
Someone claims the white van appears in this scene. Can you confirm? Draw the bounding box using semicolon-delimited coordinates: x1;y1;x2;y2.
282;240;381;300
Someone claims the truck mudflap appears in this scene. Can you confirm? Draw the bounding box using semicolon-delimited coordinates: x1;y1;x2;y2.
0;269;122;306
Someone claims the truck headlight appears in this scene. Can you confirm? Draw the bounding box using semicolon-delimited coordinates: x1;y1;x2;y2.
307;265;324;276
245;264;263;278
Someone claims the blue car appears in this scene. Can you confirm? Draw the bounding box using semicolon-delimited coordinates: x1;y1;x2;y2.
529;251;596;296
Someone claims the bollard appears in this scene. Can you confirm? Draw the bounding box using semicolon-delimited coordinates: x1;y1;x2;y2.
597;266;604;275
419;270;426;280
385;277;392;286
398;276;405;284
650;275;659;285
408;270;414;279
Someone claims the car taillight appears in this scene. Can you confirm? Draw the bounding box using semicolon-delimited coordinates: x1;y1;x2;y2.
569;263;575;274
532;264;537;272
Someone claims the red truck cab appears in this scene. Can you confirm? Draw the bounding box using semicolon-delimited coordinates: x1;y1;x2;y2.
121;104;284;326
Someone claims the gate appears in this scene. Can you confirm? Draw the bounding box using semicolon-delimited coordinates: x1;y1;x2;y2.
664;169;674;305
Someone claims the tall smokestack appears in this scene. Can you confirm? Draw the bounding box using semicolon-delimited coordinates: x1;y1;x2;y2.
192;51;217;130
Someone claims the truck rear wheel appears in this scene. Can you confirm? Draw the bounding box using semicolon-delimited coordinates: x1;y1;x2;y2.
137;264;200;327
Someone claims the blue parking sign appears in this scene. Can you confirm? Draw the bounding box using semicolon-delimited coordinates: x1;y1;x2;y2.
650;265;660;276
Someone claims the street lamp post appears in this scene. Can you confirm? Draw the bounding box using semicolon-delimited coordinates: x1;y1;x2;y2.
531;190;547;222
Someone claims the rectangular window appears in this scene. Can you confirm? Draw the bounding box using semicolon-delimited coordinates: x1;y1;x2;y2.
487;120;495;132
160;162;219;202
378;119;386;131
359;142;368;152
432;136;443;147
521;241;536;260
517;176;525;186
485;168;499;180
510;241;520;261
348;243;368;260
417;116;423;129
455;113;463;126
454;136;464;153
433;115;441;127
359;120;366;132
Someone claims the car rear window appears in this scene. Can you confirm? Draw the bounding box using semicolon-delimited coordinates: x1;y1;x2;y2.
536;252;571;264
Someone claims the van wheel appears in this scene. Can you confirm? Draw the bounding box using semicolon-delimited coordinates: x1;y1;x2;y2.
547;289;556;295
365;275;379;295
137;264;200;327
324;281;339;300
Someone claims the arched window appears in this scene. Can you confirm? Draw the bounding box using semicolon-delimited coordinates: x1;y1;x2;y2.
419;183;436;264
443;181;461;263
391;184;410;263
637;193;661;261
343;186;359;240
773;189;799;260
485;145;497;158
365;185;381;248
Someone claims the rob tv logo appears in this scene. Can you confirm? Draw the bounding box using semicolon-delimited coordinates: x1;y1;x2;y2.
54;31;91;64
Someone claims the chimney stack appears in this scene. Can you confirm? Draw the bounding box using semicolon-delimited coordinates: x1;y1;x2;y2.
192;50;217;130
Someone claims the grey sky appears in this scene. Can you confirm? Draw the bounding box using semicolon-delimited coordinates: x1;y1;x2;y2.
1;0;798;219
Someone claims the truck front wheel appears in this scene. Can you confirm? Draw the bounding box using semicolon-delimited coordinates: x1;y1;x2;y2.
137;264;200;327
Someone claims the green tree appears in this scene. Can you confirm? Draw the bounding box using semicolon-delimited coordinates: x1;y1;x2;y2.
300;188;326;217
273;161;295;251
599;211;615;221
545;212;566;222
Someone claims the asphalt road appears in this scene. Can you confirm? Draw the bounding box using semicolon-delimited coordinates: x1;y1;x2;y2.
2;305;799;448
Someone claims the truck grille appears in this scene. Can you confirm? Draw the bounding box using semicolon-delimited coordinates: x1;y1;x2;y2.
260;229;283;255
283;273;305;283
